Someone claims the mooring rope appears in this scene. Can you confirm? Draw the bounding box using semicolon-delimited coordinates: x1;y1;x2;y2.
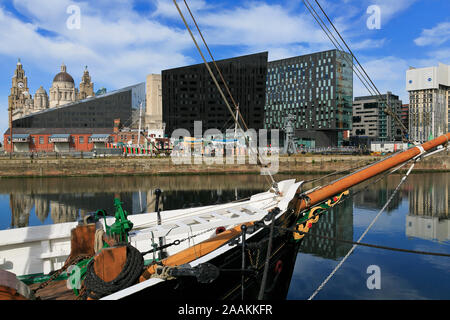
307;161;416;300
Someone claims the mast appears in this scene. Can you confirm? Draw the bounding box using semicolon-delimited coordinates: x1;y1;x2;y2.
294;133;450;214
137;101;142;147
234;105;239;141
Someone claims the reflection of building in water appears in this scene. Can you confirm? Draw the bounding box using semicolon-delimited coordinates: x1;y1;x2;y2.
50;201;78;224
299;198;353;260
354;178;402;212
10;194;33;228
34;197;49;222
8;191;144;228
406;216;449;242
408;175;449;218
7;181;266;228
146;189;162;213
406;174;449;241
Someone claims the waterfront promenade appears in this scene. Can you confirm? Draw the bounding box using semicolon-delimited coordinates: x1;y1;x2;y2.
0;153;447;178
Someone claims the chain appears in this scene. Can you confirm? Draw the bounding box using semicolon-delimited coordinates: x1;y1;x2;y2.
32;254;91;294
247;248;261;269
179;227;216;244
142;227;217;257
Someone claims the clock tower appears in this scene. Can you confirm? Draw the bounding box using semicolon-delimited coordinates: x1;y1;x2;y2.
8;58;32;121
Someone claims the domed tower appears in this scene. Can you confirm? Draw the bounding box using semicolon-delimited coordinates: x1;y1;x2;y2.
49;63;78;108
33;86;49;111
8;58;32;120
79;66;94;100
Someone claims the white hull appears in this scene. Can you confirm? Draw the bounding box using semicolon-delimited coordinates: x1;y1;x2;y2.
0;179;300;278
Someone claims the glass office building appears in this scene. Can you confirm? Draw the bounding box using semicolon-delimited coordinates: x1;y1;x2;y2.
264;49;353;147
12;83;146;129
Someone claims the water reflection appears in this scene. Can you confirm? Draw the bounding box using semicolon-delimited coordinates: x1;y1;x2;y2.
289;172;450;300
1;175;270;229
299;198;353;260
2;173;449;243
353;178;403;213
406;174;449;242
1;172;449;299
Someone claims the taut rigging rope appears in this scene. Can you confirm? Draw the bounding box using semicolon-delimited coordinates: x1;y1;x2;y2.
173;0;278;192
307;161;416;300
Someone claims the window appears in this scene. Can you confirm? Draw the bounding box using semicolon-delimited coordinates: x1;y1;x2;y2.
79;136;84;144
39;137;44;145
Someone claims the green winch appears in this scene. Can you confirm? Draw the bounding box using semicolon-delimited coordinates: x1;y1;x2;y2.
103;198;134;243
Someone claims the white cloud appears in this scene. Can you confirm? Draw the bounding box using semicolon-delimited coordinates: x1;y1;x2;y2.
414;22;450;47
370;0;417;24
198;3;327;47
1;1;194;90
353;56;410;102
0;0;418;135
0;1;198;134
350;38;387;50
152;0;211;19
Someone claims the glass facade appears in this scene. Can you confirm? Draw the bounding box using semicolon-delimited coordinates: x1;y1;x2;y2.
12;83;145;129
162;52;268;136
264;49;353;147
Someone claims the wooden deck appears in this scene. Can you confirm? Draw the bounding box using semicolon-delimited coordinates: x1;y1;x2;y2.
30;281;78;300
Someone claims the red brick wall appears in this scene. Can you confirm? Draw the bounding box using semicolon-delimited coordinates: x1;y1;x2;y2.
3;134;109;152
72;134;95;152
116;132;140;145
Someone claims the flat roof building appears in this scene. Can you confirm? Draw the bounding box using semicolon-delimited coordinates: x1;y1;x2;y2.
406;63;450;142
162;52;268;137
11;83;145;130
264;49;353;147
5;83;145;152
351;91;403;144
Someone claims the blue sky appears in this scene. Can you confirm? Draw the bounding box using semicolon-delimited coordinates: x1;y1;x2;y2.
1;0;450;135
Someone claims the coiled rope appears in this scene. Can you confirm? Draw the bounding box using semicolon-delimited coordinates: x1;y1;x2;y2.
82;244;144;300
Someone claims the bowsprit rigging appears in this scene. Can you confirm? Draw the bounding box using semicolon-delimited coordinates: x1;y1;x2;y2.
0;0;449;302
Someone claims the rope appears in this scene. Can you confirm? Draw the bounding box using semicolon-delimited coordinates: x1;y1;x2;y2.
173;0;278;193
259;223;450;258
94;229;104;253
307;161;415;300
303;0;410;142
82;244;144;300
151;266;177;281
257;208;278;300
300;232;450;258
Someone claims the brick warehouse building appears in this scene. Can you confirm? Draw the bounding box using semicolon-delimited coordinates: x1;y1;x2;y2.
5;83;145;152
3;128;114;153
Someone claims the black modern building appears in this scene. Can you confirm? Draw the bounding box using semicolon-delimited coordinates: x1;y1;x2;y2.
265;49;353;147
162;52;268;136
12;83;145;129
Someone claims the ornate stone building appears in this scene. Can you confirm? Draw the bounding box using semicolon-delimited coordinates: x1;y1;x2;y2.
8;59;34;120
79;66;95;100
8;59;95;121
49;63;78;108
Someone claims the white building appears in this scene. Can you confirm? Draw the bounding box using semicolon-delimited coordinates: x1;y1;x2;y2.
406;63;450;142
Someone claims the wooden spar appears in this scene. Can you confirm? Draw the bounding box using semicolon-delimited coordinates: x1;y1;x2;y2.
138;133;450;282
294;132;450;214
